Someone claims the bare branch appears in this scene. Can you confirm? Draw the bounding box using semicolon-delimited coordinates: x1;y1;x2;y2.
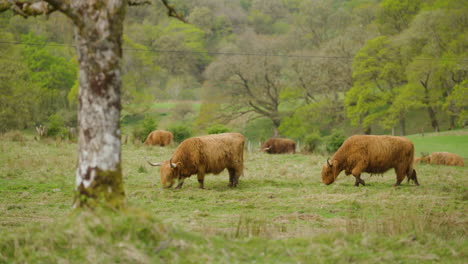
0;0;78;19
128;0;151;6
0;0;57;17
159;0;187;23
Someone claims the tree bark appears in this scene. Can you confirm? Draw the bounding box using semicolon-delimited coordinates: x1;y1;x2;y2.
72;1;126;208
426;106;439;132
420;73;440;133
399;115;406;136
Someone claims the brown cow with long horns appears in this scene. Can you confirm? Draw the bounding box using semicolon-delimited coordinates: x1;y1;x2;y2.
321;135;419;187
146;133;245;189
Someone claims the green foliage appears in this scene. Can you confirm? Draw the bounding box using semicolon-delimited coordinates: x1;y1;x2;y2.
46;113;67;138
207;124;230;134
303;132;322;153
168;123;192;143
378;0;421;35
346;36;409;133
445;80;468;126
132;115;158;143
324;130;346;153
243;118;274;142
21;33;77;112
240;0;252;11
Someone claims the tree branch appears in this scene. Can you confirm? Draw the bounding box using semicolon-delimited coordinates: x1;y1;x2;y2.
159;0;187;23
0;0;58;17
128;0;151;5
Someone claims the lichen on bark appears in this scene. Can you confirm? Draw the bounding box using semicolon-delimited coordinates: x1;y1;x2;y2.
74;164;125;209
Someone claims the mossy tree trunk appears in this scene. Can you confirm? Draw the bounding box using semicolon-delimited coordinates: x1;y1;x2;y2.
71;1;126;208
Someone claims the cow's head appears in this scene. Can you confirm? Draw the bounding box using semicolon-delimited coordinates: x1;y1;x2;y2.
146;158;180;188
321;159;339;185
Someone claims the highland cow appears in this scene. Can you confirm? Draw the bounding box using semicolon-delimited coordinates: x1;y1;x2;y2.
144;130;173;146
321;135;419;186
146;133;245;189
417;152;464;167
260;138;296;154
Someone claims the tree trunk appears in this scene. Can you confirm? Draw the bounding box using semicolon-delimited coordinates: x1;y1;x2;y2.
73;2;126;208
364;126;372;135
400;115;406;136
449;114;456;130
426;106;439;132
272;118;281;137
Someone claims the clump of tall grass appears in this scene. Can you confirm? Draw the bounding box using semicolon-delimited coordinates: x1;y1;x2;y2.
345;204;467;239
0;208;172;263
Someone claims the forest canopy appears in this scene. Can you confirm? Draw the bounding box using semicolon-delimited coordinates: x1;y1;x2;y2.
0;0;466;140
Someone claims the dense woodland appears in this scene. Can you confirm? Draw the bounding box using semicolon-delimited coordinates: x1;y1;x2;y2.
1;0;467;141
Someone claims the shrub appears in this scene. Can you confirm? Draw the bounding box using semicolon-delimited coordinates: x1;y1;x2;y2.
46;113;68;138
172;103;194;120
304;132;322;153
207;124;230;134
168;124;192;143
324;130;346;153
1;130;27;142
132;115;157;143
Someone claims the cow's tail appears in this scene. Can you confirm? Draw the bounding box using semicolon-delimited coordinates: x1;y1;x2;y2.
407;147;419;185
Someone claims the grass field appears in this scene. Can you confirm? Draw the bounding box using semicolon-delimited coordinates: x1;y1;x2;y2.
0;131;467;263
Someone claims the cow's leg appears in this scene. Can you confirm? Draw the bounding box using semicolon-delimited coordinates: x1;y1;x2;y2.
228;168;235;187
175;178;185;189
197;173;205;189
394;167;406;187
352;164;366;186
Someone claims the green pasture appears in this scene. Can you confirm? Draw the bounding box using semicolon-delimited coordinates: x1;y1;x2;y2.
407;130;468;159
0;131;467;263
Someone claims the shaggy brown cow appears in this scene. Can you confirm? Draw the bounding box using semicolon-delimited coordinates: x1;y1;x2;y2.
260;138;296;154
417;152;464;167
146;133;245;189
144;130;173;146
321;135;419;187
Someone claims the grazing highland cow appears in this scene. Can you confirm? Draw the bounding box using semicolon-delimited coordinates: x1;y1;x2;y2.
146;133;245;189
144;130;173;146
321;135;419;186
417;152;464;167
261;138;296;154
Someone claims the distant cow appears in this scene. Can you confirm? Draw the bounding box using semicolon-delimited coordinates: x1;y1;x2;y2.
321;135;419;187
146;133;245;189
261;138;296;154
144;130;173;146
417;152;464;167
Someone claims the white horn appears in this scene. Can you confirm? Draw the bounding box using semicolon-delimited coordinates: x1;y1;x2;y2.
145;157;162;167
169;158;177;168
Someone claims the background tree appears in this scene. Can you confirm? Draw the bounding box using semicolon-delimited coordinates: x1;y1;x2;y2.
204;33;287;136
346;36;409;135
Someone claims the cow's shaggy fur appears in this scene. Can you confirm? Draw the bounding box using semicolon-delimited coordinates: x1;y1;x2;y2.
321;135;419;186
417;152;464;167
144;130;173;146
148;133;245;189
260;138;296;154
